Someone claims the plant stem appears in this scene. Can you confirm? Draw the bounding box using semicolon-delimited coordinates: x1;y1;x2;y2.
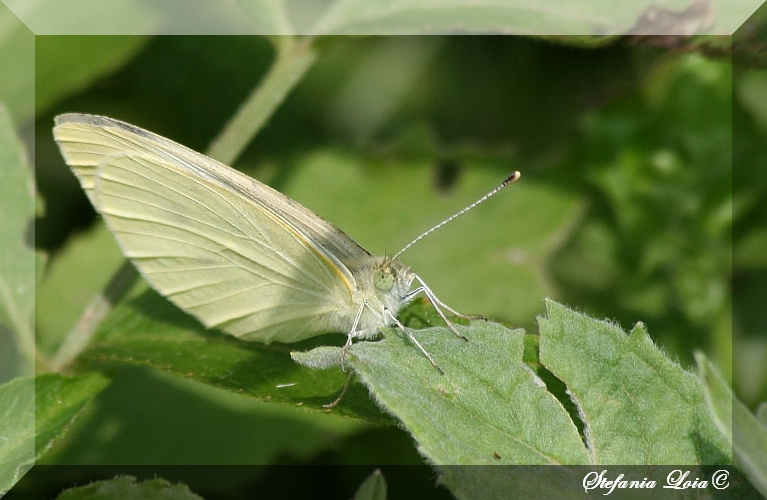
48;261;137;372
206;36;317;165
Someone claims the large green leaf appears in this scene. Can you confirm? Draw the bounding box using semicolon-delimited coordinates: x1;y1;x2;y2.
349;320;588;465
76;288;384;421
7;0;755;37
331;301;733;497
353;470;388;500
698;353;767;498
0;377;33;494
539;300;730;465
55;476;203;500
341;301;730;467
34;373;111;455
0;4;34;123
0;104;38;379
0;373;109;495
307;0;744;36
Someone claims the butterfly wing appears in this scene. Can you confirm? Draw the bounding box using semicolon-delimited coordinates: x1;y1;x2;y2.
54;113;370;343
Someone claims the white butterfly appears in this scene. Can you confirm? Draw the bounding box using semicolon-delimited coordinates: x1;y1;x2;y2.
54;113;518;370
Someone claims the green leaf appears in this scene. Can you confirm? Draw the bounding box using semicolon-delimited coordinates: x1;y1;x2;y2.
76;289;386;421
308;0;732;37
4;0;160;35
6;0;271;36
353;469;387;500
345;300;731;467
41;366;368;465
4;0;758;38
0;4;34;122
539;300;731;464
335;301;735;498
0;373;108;495
0;104;39;378
0;377;33;495
439;466;590;500
55;476;203;500
348;321;589;465
698;352;767;498
34;373;111;456
291;345;345;370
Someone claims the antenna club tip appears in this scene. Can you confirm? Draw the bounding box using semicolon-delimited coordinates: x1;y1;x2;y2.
503;171;521;185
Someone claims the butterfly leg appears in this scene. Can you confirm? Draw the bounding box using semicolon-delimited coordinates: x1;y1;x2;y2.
434;301;486;322
339;302;367;372
322;370;355;409
405;274;470;341
383;308;444;374
414;274;486;320
342;299;447;374
315;305;368;408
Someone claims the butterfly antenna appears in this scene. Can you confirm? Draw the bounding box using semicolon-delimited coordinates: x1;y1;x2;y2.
392;171;521;260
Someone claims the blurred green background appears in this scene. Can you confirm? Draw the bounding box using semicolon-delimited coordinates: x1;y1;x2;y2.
17;27;765;499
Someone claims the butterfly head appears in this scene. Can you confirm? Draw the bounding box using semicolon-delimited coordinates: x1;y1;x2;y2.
372;257;414;300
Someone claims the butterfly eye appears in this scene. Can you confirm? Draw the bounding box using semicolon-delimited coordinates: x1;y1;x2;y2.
372;270;395;291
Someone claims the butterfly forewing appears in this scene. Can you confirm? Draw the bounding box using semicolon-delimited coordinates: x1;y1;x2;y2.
54;114;371;263
54;114;367;343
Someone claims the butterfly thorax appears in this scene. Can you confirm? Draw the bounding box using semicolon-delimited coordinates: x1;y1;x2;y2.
344;256;414;339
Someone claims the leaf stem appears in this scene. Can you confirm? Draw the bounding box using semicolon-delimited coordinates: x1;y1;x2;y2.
206;36;317;165
48;261;137;372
